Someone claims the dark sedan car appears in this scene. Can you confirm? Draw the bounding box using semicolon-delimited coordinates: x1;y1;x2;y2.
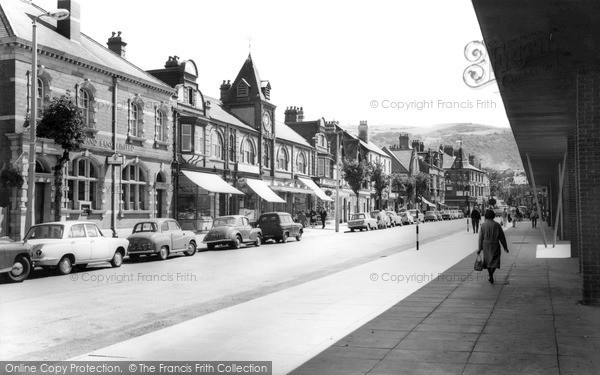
256;212;302;243
1;237;32;282
203;215;262;250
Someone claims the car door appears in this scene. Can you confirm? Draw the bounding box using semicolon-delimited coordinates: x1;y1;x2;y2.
86;223;111;260
168;220;186;251
68;224;92;262
238;217;251;242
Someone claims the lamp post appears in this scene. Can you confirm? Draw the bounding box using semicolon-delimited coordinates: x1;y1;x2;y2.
334;128;341;233
26;8;70;230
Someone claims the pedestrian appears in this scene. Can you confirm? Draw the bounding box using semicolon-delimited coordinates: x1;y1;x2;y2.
531;209;538;228
501;208;508;227
471;206;481;233
309;209;317;228
477;209;509;284
297;210;307;228
320;208;327;229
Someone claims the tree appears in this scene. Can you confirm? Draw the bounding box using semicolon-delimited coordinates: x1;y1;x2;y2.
391;173;416;209
36;95;86;221
342;158;371;212
0;165;24;208
414;172;430;201
370;161;390;210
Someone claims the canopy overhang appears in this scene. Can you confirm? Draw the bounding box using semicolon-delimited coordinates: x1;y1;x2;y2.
297;177;333;201
245;179;286;203
181;170;243;195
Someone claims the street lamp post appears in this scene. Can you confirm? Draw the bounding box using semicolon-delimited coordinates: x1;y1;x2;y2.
25;8;70;230
335;129;341;233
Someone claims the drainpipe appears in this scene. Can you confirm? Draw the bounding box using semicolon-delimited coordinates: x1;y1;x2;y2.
111;76;118;237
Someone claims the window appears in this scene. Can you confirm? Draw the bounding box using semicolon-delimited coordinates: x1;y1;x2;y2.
78;87;91;127
297;152;306;174
181;124;192;152
277;147;289;170
212;131;224;159
195;127;204;155
167;220;181;231
241;138;255;164
156;110;168;142
237;81;249;97
122;164;147;211
187;87;194;106
229;133;236;162
129;102;143;137
263;141;270;168
36;77;44;118
66;158;98;210
318;158;325;176
69;224;86;238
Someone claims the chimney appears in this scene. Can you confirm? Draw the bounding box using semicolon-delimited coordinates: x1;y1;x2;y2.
358;120;368;143
107;31;127;57
469;154;476;166
411;140;420;150
284;106;303;124
398;133;410;149
444;145;454;156
297;106;304;122
56;0;81;43
220;80;231;101
164;55;179;68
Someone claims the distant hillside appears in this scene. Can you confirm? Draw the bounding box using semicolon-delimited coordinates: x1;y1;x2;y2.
364;123;522;171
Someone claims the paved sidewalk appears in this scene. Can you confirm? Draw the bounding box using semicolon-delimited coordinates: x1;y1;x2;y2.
292;223;600;375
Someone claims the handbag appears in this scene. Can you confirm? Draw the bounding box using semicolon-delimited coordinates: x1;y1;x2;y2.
474;252;484;271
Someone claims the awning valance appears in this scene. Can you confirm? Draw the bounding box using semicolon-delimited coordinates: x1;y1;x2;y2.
245;179;286;203
298;177;333;201
181;170;243;195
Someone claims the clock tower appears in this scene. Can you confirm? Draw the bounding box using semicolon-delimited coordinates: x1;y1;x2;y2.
220;54;276;173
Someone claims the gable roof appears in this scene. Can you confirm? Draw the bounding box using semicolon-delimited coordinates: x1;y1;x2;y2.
383;147;414;174
450;146;481;171
0;0;172;92
275;121;312;148
229;54;268;101
205;96;256;132
346;133;389;158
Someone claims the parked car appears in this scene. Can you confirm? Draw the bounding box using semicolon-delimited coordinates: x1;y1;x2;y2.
25;221;128;275
128;218;196;261
424;211;438;222
348;212;377;232
256;212;303;243
370;210;391;229
203;215;262;250
385;211;402;227
0;237;32;282
435;210;443;221
407;209;424;223
399;211;414;225
441;210;452;220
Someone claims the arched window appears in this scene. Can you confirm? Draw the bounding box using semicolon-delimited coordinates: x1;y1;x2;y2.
129;102;142;137
78;87;91;127
122;164;147;211
36;77;44;118
297;152;306;174
66;158;99;210
277;147;289;171
241;138;255;164
263;141;270;168
156;109;167;142
229;133;236;162
212;130;224;159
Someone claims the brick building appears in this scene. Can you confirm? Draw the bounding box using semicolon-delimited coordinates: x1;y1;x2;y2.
443;144;489;211
0;0;175;238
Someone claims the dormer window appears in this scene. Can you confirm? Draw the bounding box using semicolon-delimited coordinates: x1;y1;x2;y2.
236;79;250;97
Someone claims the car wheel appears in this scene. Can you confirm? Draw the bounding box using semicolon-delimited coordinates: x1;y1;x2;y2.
281;233;288;243
207;243;215;250
261;237;267;244
295;232;302;241
158;246;169;260
366;225;370;231
254;235;261;247
110;251;123;268
231;235;241;249
129;254;140;262
57;256;73;275
8;256;31;282
184;242;197;256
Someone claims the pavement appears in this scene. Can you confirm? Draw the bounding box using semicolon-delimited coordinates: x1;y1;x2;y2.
74;219;600;375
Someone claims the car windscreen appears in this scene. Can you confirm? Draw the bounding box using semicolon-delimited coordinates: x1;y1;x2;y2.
24;224;64;240
351;214;365;220
213;217;237;226
132;222;158;233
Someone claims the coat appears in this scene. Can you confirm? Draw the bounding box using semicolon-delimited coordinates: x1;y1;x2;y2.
478;219;508;269
471;209;481;221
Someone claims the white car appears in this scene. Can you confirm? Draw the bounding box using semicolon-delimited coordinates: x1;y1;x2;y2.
348;213;377;232
399;212;415;225
25;221;129;275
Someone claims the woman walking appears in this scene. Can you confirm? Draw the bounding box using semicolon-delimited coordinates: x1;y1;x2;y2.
478;209;509;284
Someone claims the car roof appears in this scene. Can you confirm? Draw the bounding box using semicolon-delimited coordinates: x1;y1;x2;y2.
214;215;245;219
260;212;291;216
31;221;96;227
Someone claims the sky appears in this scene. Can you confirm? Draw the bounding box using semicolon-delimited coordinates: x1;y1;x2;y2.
36;0;509;129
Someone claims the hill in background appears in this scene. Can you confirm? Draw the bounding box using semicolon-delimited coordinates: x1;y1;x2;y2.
342;123;523;171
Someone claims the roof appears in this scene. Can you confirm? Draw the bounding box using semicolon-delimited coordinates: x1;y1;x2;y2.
384;148;414;174
0;0;172;92
443;153;456;169
276;121;312;148
347;133;389;158
450;147;482;172
205;95;256;132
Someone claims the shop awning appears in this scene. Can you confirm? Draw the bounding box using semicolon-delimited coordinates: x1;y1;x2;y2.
181;170;243;195
245;179;286;203
419;196;436;207
297;177;333;201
